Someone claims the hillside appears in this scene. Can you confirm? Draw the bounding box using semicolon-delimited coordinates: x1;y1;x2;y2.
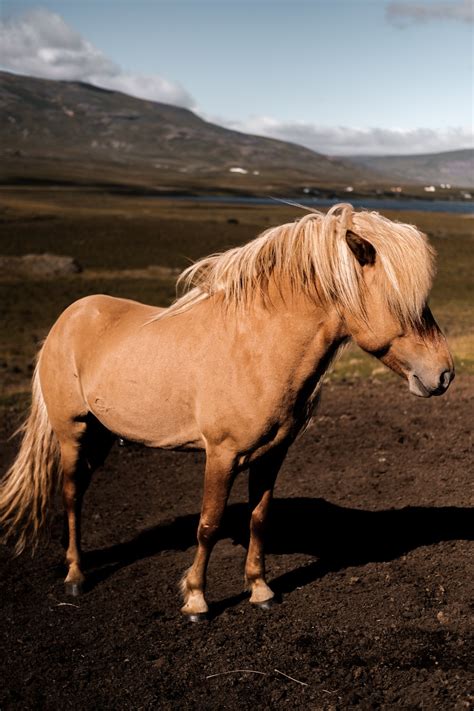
346;149;473;188
0;71;373;189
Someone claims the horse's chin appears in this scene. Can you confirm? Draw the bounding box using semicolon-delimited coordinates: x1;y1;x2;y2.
408;373;432;398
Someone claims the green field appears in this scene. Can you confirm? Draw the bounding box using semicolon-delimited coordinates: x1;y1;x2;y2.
1;187;472;403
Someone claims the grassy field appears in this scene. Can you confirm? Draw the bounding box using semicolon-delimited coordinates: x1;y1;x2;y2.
1;187;472;403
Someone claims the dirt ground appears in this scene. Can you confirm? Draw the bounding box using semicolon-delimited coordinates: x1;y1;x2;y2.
0;376;472;710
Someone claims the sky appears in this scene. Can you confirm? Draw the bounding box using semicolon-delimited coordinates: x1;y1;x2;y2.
0;0;473;155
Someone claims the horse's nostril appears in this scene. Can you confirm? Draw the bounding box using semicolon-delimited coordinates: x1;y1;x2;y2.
440;369;454;390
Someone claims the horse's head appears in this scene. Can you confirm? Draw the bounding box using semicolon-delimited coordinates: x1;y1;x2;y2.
343;230;454;398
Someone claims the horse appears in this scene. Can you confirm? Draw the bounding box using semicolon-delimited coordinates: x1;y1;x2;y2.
0;203;454;621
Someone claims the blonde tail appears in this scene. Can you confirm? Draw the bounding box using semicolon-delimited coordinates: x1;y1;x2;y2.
0;359;61;554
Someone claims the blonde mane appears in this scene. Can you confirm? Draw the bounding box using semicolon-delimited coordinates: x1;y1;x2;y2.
152;203;435;325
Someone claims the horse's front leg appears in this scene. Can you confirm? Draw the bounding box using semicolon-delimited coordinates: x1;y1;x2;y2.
245;445;287;608
180;448;236;621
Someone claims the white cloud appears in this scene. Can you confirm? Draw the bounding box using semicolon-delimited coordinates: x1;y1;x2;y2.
0;8;195;108
386;0;474;26
1;8;471;157
216;115;474;155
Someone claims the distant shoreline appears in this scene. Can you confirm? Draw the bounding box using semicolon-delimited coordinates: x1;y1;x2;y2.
0;179;472;214
145;194;474;215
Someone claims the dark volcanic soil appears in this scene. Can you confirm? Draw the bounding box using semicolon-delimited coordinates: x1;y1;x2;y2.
0;377;472;710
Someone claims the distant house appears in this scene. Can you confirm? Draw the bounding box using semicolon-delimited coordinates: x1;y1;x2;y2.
229;167;248;174
424;186;436;192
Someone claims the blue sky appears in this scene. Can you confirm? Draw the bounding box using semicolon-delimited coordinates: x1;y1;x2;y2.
1;0;473;154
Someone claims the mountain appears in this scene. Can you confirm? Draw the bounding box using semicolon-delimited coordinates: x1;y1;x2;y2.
0;71;374;189
345;149;474;188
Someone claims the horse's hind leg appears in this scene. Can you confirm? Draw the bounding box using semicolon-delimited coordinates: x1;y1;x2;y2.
60;415;115;595
245;446;287;608
60;437;90;596
180;448;236;621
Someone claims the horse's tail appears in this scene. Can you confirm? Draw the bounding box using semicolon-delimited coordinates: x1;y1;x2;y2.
0;357;61;554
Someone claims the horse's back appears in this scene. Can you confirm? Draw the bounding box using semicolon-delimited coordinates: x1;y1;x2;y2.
56;293;161;326
42;293;164;376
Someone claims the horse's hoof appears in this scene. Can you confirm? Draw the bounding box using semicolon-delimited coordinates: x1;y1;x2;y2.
65;581;83;597
186;612;209;623
253;597;275;611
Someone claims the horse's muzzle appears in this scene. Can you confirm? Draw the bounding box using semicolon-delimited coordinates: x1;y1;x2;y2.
408;368;455;398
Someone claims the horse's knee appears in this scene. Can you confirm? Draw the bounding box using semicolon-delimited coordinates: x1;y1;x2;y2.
250;508;266;534
197;520;220;547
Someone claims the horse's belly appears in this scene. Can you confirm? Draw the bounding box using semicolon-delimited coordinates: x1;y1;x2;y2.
85;360;204;449
89;393;204;450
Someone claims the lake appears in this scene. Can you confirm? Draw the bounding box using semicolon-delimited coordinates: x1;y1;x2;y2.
163;195;474;215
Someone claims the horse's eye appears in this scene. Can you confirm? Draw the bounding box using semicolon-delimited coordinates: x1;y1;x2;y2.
370;344;390;359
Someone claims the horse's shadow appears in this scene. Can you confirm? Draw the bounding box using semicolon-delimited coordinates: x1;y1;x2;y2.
82;498;473;604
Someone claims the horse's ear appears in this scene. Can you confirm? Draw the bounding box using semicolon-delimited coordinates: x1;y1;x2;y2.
346;230;376;267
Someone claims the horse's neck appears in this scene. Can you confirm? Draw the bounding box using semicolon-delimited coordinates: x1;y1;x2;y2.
241;288;348;384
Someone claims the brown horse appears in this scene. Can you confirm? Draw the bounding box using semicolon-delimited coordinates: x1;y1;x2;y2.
0;204;454;620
